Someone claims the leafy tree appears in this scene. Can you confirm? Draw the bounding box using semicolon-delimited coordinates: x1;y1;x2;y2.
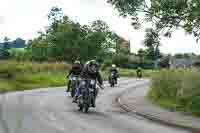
0;37;10;58
91;20;110;33
174;53;184;59
90;20;117;55
112;53;129;67
138;48;146;63
48;6;63;22
108;0;200;41
3;37;10;50
193;62;200;67
27;7;119;63
27;38;49;61
174;53;196;59
143;28;161;60
183;53;191;59
109;32;121;48
158;55;171;68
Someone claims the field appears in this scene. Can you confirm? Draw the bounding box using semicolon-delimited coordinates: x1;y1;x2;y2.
0;60;157;93
0;60;70;93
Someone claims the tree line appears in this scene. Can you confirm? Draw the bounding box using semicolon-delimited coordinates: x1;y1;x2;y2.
24;7;121;63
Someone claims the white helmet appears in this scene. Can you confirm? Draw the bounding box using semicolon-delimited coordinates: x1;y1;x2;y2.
112;64;116;68
74;60;80;64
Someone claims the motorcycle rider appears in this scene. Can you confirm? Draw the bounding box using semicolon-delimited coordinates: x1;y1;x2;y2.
136;67;142;78
73;60;104;107
108;64;119;84
66;60;82;92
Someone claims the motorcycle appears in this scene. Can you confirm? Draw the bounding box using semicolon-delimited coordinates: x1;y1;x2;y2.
77;79;97;113
109;72;117;87
137;71;142;78
69;75;79;97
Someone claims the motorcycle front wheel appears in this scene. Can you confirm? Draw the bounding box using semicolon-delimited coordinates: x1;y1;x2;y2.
82;105;89;113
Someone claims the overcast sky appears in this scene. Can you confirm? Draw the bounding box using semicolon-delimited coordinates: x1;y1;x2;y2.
0;0;199;54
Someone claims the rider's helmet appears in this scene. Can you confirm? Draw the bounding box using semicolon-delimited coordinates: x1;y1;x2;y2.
137;67;142;71
87;60;99;74
74;60;80;64
112;64;116;68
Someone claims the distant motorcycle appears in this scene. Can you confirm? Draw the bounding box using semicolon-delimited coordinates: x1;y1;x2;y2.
69;75;79;97
77;79;97;113
109;72;117;87
137;71;142;78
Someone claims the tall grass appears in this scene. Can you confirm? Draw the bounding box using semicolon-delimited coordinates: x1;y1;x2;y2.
0;60;69;92
149;69;200;116
0;60;71;75
0;73;66;93
0;60;157;93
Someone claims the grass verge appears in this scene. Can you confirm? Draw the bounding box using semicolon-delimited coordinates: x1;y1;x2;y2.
148;69;200;117
0;72;66;93
0;60;157;93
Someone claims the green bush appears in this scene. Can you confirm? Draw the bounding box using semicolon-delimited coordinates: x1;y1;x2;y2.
193;62;200;67
9;48;30;61
187;96;200;116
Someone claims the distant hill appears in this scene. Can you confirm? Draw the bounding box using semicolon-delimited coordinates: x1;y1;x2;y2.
0;38;25;49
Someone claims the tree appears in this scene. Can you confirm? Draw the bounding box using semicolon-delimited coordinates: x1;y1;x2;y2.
143;28;161;60
0;36;11;58
138;48;146;63
174;53;196;59
112;53;129;67
174;53;184;59
158;55;171;68
27;37;49;61
193;61;200;68
90;20;117;56
48;6;63;22
3;37;10;49
108;0;200;41
91;20;110;33
26;7;117;62
109;32;121;50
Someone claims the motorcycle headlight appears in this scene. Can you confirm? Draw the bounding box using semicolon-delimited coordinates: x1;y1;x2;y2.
90;80;95;85
81;81;86;85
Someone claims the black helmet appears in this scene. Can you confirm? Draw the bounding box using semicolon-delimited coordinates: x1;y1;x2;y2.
87;60;99;74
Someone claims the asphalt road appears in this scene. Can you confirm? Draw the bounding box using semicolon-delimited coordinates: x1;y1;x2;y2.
0;78;192;133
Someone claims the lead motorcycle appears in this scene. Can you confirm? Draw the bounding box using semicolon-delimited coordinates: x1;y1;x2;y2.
77;79;99;113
